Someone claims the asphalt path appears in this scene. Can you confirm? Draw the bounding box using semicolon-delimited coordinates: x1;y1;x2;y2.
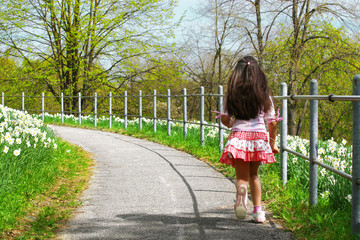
51;125;294;240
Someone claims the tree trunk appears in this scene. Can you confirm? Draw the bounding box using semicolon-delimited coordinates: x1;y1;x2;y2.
296;100;308;136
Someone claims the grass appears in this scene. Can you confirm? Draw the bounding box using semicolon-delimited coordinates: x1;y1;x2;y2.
0;106;93;239
8;141;93;240
261;170;351;239
38;113;355;239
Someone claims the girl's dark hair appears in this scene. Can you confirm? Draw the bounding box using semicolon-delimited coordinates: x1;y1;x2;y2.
224;56;272;120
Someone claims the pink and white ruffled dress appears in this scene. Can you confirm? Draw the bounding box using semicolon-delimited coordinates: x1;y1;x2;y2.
219;105;280;167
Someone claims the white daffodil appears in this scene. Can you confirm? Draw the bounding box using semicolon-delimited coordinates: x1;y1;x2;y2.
8;138;14;145
328;146;336;153
13;149;21;156
320;191;329;198
3;146;9;153
4;132;11;141
333;161;340;169
320;168;327;177
329;175;337;185
345;194;352;202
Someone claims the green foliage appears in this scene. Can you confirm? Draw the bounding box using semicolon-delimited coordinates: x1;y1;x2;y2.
261;173;352;240
0;106;92;239
0;0;179;111
0;106;57;230
265;21;360;141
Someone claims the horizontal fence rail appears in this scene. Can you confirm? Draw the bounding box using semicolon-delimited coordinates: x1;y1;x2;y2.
277;94;360;101
2;74;360;237
282;146;352;181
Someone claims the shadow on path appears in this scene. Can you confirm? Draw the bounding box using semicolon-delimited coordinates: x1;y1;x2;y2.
61;210;292;240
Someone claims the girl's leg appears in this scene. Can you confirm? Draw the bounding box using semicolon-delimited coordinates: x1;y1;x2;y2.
249;162;262;206
234;160;262;206
249;161;266;223
233;159;250;219
233;159;250;187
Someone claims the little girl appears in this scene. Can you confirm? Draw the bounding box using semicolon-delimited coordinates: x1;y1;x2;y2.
219;56;280;223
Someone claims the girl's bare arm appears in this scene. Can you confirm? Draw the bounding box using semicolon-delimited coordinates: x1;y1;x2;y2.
268;121;279;154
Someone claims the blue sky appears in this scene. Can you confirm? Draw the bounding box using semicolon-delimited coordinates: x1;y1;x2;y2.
171;0;205;41
173;0;199;22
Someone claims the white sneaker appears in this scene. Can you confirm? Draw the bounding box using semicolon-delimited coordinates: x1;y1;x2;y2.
253;210;266;223
235;185;247;219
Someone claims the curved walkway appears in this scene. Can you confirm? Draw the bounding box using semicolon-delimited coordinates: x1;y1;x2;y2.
51;126;293;240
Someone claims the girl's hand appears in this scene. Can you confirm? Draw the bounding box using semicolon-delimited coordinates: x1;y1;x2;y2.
271;144;279;154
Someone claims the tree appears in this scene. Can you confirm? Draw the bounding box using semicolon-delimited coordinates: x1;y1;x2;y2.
224;0;359;135
115;55;188;119
179;0;244;121
0;0;177;112
265;22;360;140
277;0;359;135
224;0;286;69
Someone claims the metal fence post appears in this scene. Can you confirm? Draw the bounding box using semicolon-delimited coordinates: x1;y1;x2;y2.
42;92;45;122
280;82;288;185
22;92;24;112
167;89;171;136
109;92;112;128
309;79;318;206
200;86;205;146
153;90;157;132
139;90;142;130
94;92;97;127
124;91;128;129
218;85;224;153
78;92;81;125
352;74;360;237
183;88;187;139
61;92;64;123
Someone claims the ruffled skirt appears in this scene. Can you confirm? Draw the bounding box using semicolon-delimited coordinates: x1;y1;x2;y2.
220;131;276;167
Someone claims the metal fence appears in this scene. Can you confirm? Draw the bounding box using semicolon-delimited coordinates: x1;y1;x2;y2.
278;76;360;237
2;86;228;152
2;75;360;237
